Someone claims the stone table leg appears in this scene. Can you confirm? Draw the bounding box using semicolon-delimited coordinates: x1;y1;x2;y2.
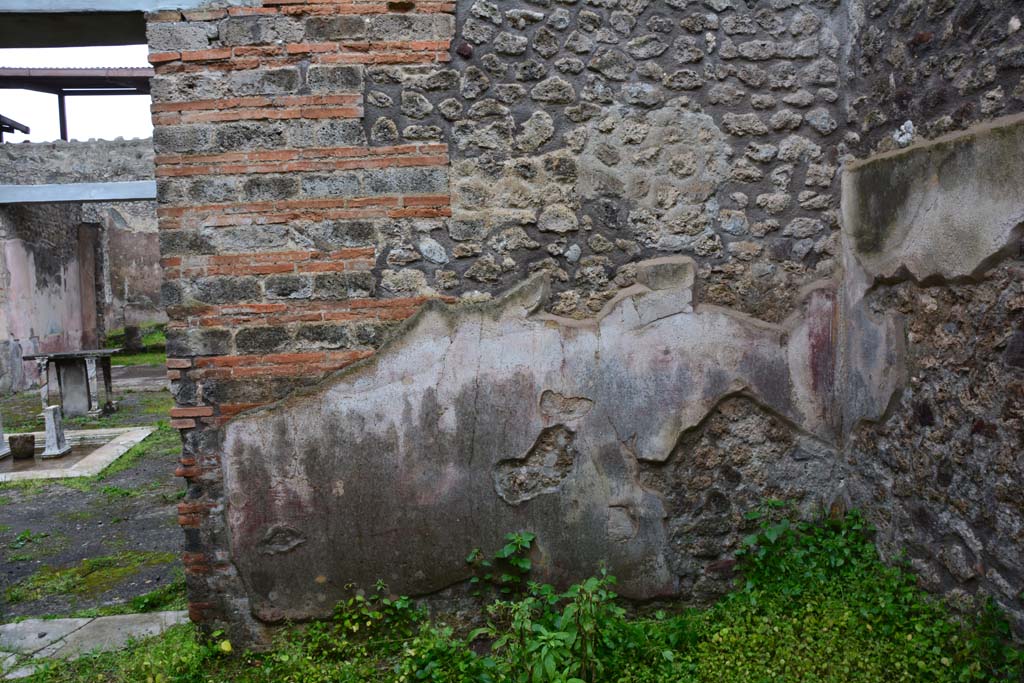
86;357;100;415
55;359;91;417
100;356;116;413
0;411;9;459
37;359;49;411
41;406;71;459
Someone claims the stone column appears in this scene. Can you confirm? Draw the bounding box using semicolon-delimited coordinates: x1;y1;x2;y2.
37;358;49;411
41;405;71;459
0;411;10;459
100;356;115;413
86;357;100;415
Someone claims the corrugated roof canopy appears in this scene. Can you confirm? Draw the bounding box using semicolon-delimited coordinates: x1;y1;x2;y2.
0;67;153;95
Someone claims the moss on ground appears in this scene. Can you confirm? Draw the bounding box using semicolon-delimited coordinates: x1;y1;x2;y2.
64;392;174;431
1;391;50;433
56;510;95;523
5;551;178;604
68;574;187;618
0;383;183;623
94;421;179;482
5;530;68;563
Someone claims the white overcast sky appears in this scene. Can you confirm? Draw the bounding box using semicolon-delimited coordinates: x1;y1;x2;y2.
0;45;153;143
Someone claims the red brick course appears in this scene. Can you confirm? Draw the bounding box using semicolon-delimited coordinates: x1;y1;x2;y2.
153;0;455;633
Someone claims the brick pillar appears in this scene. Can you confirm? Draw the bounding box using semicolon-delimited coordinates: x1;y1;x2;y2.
147;0;454;645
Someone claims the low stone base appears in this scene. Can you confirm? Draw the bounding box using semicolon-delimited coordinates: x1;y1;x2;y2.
8;434;34;460
39;445;72;460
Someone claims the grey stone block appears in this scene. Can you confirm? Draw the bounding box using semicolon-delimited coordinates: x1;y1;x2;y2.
366;14;454;41
307;65;364;93
304;16;366;41
147;22;211;52
362;166;447;196
313;272;376;299
301;172;361;199
191;276;262;304
227;68;300;96
235;327;292;355
165;329;232;357
242;175;300;201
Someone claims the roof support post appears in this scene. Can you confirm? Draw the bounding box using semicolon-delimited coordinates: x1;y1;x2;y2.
57;91;68;141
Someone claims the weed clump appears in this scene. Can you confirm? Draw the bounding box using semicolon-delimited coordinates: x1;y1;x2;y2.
24;511;1024;683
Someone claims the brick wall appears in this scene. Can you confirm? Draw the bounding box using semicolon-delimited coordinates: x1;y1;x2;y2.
147;0;456;642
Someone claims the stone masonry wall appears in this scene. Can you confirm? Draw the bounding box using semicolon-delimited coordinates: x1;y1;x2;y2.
358;0;849;321
146;0;456;642
840;114;1024;635
851;262;1024;633
848;0;1024;155
84;201;166;332
0;139;163;343
147;0;1024;646
0;138;154;184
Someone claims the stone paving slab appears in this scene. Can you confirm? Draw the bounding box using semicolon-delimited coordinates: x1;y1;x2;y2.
0;619;92;656
111;365;169;393
38;612;187;659
0;654;16;677
0;611;188;680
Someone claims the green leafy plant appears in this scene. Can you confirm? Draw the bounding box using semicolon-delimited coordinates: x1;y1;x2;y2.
466;531;535;598
8;529;48;550
301;580;424;662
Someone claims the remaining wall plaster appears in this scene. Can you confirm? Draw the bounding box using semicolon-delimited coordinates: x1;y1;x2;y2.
221;251;901;621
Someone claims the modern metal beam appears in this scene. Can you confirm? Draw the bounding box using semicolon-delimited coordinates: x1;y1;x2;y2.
57;93;68;142
0;13;146;48
0;68;154;96
0;181;157;204
0;116;29;135
0;115;30;143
